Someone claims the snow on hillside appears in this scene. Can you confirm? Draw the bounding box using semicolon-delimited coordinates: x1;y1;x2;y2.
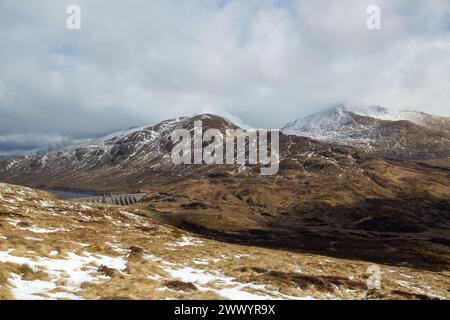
74;111;251;147
282;105;446;137
279;105;450;154
340;105;424;123
0;182;342;300
210;111;254;130
2;113;250;158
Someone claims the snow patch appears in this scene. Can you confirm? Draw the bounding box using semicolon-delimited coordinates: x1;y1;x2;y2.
0;249;127;298
24;237;44;242
20;226;61;234
169;236;204;248
162;265;311;300
8;274;83;300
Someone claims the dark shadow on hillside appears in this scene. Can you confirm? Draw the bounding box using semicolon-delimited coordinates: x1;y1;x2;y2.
149;196;450;272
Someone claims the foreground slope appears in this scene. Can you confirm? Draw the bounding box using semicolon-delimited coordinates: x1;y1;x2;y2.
0;183;448;300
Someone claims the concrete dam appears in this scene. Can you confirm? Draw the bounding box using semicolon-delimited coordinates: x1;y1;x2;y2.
70;193;147;206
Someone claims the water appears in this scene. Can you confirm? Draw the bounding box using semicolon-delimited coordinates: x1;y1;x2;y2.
43;189;95;200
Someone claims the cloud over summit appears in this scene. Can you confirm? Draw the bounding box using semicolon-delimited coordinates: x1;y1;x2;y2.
1;0;449;152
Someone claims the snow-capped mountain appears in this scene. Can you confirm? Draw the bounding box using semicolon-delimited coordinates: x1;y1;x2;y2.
0;108;449;192
282;105;450;157
0;112;253;159
0;114;254;191
282;105;450;135
12;112;250;156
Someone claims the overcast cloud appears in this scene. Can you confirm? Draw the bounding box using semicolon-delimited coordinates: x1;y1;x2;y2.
0;0;449;152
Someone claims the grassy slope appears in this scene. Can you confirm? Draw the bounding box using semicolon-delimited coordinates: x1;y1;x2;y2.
0;183;448;300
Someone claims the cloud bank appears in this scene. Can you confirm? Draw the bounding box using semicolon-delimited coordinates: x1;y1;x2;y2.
1;0;449;152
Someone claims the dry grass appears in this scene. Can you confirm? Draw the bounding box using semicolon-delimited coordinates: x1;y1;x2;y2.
0;269;9;286
163;280;198;292
0;182;448;300
21;268;49;282
0;289;13;300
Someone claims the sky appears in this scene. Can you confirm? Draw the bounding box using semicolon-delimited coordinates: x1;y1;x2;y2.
0;0;450;152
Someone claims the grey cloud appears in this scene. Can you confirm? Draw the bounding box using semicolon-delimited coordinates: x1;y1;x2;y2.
0;133;71;153
0;0;449;152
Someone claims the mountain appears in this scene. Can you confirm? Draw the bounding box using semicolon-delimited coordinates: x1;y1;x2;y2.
282;105;450;160
0;111;449;275
0;112;396;191
0;114;252;191
282;105;450;135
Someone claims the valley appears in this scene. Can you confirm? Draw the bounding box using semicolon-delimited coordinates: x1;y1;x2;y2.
0;106;449;300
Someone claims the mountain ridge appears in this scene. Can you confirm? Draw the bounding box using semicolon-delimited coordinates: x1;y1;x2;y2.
2;105;449;158
0;111;449;275
1;107;450;192
282;105;450;134
281;105;450;159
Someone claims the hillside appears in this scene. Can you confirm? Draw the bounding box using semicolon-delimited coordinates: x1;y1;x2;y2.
0;183;448;300
0;114;249;191
282;105;450;160
0;110;449;300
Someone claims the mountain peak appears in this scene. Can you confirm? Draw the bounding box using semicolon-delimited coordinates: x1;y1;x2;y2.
282;104;450;136
281;104;450;158
186;111;253;130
